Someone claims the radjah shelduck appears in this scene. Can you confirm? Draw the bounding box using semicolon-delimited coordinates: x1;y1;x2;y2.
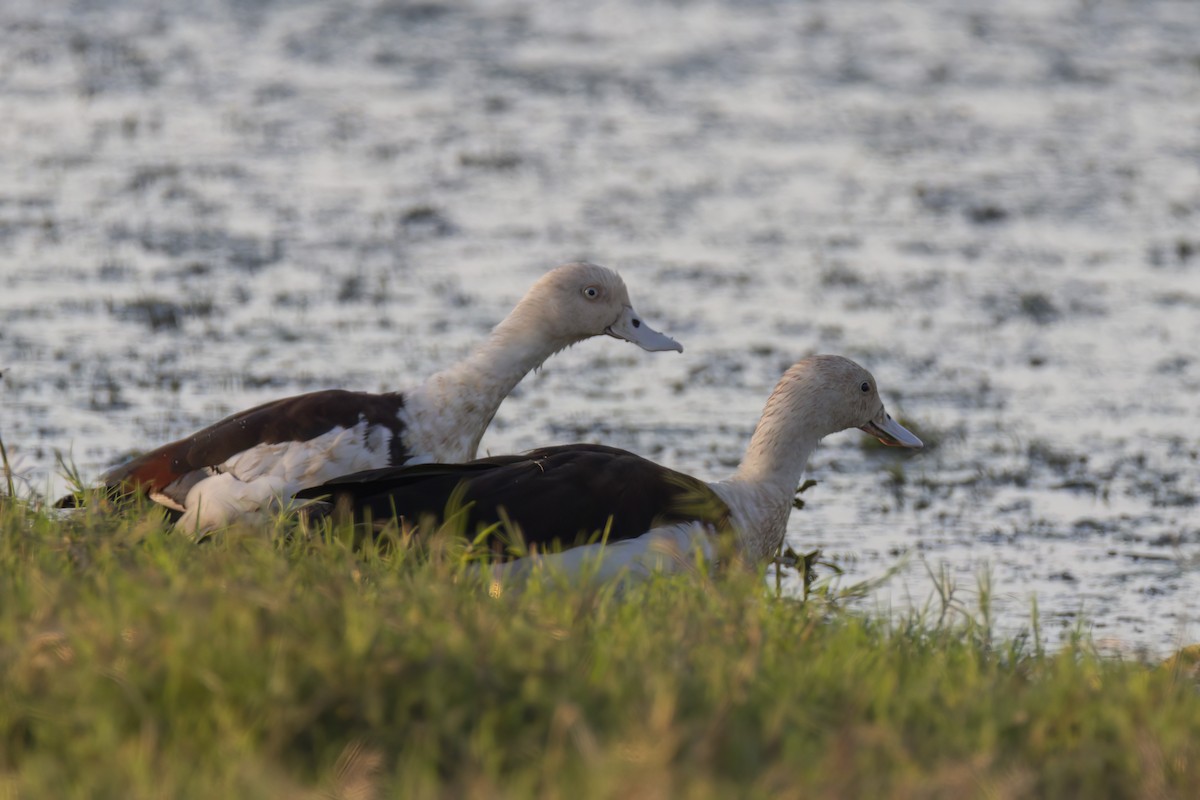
299;355;923;579
86;262;682;533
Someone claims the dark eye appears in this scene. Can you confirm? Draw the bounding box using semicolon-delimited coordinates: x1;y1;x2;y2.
583;286;599;299
860;381;870;393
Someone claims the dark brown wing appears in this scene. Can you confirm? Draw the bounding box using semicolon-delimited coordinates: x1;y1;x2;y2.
97;389;409;496
299;443;731;550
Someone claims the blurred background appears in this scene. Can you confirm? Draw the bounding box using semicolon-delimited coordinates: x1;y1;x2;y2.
1;0;1197;653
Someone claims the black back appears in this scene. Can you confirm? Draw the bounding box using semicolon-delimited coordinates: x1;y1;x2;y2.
298;443;731;550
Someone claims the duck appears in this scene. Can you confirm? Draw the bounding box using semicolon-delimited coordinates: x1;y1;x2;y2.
298;355;923;579
75;262;682;533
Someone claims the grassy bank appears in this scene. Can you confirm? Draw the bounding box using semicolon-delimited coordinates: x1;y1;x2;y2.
1;495;1197;799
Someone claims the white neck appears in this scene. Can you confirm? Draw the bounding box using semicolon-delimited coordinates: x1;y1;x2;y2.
403;314;578;462
711;395;826;563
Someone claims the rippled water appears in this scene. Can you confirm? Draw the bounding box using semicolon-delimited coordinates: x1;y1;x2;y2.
2;0;1198;655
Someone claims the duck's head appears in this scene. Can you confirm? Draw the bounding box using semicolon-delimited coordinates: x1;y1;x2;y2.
515;262;683;353
779;355;923;448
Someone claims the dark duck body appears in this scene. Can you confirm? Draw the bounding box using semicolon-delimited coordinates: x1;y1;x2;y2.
306;443;731;550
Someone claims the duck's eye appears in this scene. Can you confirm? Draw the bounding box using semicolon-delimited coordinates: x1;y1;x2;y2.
860;381;871;393
583;286;600;299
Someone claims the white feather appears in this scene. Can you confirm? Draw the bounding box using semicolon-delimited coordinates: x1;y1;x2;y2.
484;521;717;586
177;419;393;535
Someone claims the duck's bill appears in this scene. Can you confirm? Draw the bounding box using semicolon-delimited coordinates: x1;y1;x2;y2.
606;306;683;353
859;411;923;449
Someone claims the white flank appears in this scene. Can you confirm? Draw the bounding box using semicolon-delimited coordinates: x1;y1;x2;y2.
177;419;393;534
485;521;718;587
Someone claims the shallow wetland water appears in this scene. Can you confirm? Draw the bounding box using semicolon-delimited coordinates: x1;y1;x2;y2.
1;0;1198;655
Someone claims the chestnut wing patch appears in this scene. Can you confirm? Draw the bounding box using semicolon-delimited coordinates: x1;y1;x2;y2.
101;390;408;494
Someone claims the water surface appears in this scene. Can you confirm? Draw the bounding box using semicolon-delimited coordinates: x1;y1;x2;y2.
2;0;1198;655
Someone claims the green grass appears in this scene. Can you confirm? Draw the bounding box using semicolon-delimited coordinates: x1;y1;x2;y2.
1;494;1198;799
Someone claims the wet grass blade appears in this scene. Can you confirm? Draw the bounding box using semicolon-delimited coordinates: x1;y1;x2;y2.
0;430;13;498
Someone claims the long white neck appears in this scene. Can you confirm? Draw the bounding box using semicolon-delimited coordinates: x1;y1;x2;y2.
711;388;827;563
404;313;578;462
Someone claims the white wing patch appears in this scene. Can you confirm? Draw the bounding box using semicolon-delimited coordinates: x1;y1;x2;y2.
176;419;394;534
148;491;187;513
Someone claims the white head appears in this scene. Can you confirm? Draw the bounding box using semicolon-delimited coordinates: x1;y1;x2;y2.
764;355;923;447
737;355;922;486
506;262;683;353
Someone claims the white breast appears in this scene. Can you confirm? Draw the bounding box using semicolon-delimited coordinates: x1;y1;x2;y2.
709;480;794;564
398;379;486;463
